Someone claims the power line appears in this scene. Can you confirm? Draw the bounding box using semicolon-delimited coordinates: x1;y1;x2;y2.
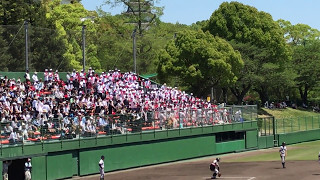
0;22;25;60
112;40;130;70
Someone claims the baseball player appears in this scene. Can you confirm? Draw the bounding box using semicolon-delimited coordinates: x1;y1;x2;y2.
279;142;287;168
210;158;221;179
99;155;105;180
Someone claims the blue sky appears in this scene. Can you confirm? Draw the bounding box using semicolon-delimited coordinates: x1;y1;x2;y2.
82;0;320;30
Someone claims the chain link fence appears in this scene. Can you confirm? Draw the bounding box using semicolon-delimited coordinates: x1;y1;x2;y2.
257;116;275;136
229;105;258;121
258;115;320;136
275;115;320;134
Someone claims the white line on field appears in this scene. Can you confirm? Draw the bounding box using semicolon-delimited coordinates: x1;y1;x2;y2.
203;177;256;179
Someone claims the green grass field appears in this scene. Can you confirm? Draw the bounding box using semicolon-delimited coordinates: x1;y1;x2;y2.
261;107;319;119
225;140;320;162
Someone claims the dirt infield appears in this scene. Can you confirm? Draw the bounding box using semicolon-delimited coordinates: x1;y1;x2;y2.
71;150;320;180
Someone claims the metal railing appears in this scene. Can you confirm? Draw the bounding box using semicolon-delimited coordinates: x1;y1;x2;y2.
0;105;257;147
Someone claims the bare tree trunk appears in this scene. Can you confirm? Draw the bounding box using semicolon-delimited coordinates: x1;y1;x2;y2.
299;85;309;105
230;84;251;105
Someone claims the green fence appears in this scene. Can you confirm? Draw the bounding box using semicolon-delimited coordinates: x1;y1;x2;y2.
258;115;320;135
0;72;69;81
258;135;274;149
257;117;276;149
275;115;320;134
276;129;320;146
257;117;275;136
257;115;320;148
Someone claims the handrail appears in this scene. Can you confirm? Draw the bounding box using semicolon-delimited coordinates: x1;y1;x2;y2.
0;107;257;148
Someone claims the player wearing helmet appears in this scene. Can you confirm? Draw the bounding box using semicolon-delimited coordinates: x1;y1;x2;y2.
210;158;221;179
279;142;287;168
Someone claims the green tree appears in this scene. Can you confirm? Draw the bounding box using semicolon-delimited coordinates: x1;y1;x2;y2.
29;1;74;72
203;2;290;103
136;22;190;74
0;0;47;71
45;0;100;71
278;19;320;45
0;24;25;71
228;41;261;104
30;26;73;71
278;20;320;105
95;9;182;75
0;0;36;25
157;30;243;97
0;26;13;71
228;40;296;104
292;40;320;105
100;1;166;74
95;11;134;72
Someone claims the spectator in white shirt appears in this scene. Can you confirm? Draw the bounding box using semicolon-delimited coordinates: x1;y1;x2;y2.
8;129;19;144
32;72;39;82
24;70;31;82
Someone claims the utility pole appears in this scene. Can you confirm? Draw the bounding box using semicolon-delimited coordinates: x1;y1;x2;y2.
124;0;153;35
25;20;29;71
82;25;86;71
132;29;137;73
138;0;142;35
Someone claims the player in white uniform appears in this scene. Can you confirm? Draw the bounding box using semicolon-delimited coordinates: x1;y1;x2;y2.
99;155;105;180
25;158;32;180
279;142;287;168
210;158;221;179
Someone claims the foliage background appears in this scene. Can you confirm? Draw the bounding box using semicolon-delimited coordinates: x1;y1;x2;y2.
1;0;320;106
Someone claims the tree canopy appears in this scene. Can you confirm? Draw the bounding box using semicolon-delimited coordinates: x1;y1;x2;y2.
277;20;320;105
203;2;291;103
1;0;320;106
157;30;243;97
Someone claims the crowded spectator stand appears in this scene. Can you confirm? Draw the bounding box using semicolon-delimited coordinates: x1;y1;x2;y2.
0;68;235;145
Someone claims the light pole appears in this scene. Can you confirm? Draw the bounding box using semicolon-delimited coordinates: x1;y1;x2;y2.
25;20;29;71
82;25;86;71
132;29;137;73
